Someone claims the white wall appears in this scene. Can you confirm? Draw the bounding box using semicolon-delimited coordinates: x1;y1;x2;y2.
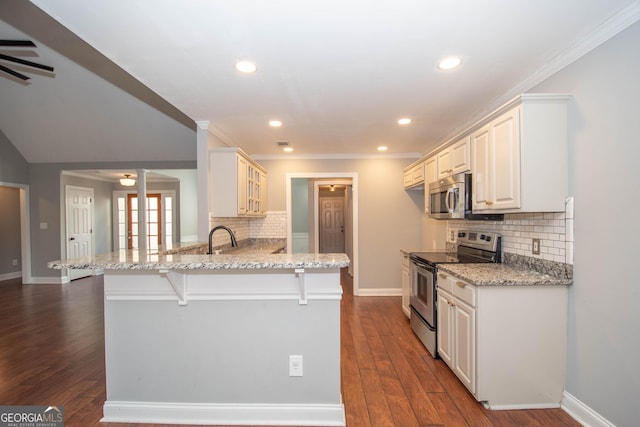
529;21;640;426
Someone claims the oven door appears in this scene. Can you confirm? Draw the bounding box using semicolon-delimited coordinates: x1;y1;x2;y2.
409;258;436;328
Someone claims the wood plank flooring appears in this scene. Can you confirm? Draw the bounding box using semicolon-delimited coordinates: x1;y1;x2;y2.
0;272;581;426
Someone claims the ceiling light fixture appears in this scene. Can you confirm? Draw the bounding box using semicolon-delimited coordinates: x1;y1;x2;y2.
269;120;282;127
330;185;335;192
398;118;412;125
283;147;294;152
120;174;136;187
235;60;257;73
377;146;388;152
438;56;462;70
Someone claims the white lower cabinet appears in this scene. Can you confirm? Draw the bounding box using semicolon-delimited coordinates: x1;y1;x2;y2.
437;272;476;394
436;271;568;409
401;254;411;318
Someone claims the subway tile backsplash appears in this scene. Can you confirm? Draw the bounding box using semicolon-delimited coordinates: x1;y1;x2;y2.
447;197;575;265
209;211;287;247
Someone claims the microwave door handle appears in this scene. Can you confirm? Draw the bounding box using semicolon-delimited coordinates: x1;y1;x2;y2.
445;188;452;213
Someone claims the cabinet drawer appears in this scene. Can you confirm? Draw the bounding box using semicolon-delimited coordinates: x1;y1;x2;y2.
452;279;476;307
437;272;454;294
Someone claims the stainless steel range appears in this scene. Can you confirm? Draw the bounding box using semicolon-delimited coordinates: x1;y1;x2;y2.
409;230;501;358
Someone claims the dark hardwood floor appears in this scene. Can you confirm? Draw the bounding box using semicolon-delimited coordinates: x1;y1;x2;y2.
0;272;580;426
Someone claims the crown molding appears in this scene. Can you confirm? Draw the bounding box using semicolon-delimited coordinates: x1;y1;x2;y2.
252;152;422;161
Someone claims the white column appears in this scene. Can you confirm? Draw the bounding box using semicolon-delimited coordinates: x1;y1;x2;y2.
196;121;209;242
136;169;148;251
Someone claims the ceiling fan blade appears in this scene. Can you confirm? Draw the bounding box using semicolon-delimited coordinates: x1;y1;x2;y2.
0;64;30;81
0;40;36;47
0;53;54;72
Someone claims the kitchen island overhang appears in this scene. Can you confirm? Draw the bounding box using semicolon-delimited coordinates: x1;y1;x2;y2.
49;251;350;426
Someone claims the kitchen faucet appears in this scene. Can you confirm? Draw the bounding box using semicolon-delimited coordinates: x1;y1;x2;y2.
207;225;238;254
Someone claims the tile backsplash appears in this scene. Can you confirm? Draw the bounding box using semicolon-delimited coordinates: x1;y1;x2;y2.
447;197;575;265
209;211;287;247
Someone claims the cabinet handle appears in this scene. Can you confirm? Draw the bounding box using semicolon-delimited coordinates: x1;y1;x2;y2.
485;200;493;205
439;274;448;279
456;281;466;288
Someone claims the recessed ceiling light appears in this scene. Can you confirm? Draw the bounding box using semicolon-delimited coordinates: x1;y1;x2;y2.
235;60;257;73
398;118;412;125
269;120;282;127
283;147;294;153
377;146;388;152
438;56;462;70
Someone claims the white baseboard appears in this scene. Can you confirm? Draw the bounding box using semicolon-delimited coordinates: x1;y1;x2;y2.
102;401;346;426
0;271;21;281
357;288;401;297
562;391;615;427
26;276;67;285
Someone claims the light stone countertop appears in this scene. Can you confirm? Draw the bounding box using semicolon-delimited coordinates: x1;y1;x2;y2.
49;251;350;271
438;263;572;286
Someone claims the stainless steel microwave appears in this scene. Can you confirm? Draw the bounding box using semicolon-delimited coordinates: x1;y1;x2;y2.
428;173;465;219
428;173;504;221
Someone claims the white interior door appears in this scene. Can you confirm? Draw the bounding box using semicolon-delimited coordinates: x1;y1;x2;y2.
319;197;345;253
66;185;94;280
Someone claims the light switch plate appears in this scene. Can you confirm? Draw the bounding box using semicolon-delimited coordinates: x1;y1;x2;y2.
289;355;303;377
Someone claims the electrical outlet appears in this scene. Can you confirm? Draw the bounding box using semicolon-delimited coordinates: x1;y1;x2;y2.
289;355;303;377
532;238;541;255
12;259;18;266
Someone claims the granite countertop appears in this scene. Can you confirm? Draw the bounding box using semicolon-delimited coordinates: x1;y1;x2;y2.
49;238;349;271
438;263;572;286
49;251;349;271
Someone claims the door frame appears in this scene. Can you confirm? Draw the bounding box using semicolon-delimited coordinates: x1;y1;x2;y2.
0;182;32;284
286;173;359;295
65;185;95;281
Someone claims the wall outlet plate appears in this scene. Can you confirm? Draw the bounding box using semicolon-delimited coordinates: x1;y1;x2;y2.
289;355;303;377
532;238;541;255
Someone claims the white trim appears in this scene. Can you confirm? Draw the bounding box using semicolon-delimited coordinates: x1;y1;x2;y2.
102;400;346;426
254;152;421;161
562;391;616;427
286;173;359;296
314;180;352;254
28;276;68;285
357;288;402;297
0;271;21;281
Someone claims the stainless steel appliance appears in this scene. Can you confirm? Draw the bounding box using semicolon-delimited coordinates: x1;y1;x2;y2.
409;230;501;358
428;173;504;221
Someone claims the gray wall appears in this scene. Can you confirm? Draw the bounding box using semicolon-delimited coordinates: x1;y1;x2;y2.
530;22;640;426
155;169;198;242
258;157;423;291
0;130;29;184
0;186;21;275
291;178;309;234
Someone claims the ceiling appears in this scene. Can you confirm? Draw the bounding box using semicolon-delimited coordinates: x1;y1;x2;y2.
2;1;639;163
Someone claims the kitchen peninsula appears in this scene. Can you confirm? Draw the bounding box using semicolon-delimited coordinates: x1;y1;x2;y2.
49;245;350;426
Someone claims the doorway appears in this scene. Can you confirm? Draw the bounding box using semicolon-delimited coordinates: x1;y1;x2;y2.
319;196;345;253
0;182;32;284
286;173;359;295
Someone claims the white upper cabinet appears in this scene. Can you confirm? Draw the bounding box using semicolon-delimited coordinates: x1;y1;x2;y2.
209;148;267;217
471;94;569;213
403;161;425;190
437;137;470;179
424;155;438;185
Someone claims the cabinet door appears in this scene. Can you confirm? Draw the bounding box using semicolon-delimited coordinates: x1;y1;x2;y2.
491;108;520;210
237;155;248;215
403;170;413;188
437;148;452;179
471;126;491;210
401;263;411;318
454;300;476;394
424;156;437;185
437;291;454;368
259;171;267;215
450;137;470;175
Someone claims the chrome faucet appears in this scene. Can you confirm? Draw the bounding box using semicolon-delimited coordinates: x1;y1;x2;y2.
207;225;238;254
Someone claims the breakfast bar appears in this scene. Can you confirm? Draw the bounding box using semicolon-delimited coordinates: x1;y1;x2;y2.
49;248;350;426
